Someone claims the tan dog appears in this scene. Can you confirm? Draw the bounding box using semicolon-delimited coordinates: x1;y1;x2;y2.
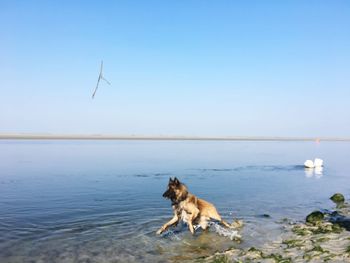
157;177;242;235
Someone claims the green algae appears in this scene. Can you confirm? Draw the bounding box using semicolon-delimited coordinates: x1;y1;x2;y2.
311;223;342;234
292;225;311;236
210;254;230;263
262;253;292;263
323;254;337;262
315;237;330;243
309;245;328;253
346;245;350;254
302;245;331;262
247;247;262;253
330;223;343;233
282;239;304;248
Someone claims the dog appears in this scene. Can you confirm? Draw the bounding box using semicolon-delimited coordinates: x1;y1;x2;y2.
156;177;242;235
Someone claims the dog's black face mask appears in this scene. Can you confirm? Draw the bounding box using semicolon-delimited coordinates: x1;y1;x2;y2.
162;177;180;203
162;187;176;200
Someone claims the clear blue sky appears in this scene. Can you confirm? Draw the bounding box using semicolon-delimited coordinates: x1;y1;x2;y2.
1;1;349;136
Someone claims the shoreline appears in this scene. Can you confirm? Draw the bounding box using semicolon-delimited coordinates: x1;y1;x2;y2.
204;221;350;263
1;134;350;141
204;196;350;263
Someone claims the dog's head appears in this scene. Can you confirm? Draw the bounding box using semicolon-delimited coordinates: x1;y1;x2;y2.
162;177;188;204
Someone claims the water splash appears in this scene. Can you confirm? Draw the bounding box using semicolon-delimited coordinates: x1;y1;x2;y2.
161;223;241;242
210;222;241;240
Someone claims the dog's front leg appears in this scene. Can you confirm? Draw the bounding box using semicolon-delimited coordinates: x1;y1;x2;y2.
156;214;179;235
188;221;195;234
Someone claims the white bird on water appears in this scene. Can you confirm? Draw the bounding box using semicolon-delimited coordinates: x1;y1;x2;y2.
92;60;111;99
304;158;324;168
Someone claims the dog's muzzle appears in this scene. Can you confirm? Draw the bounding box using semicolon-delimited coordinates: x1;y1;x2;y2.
163;190;170;198
162;189;174;199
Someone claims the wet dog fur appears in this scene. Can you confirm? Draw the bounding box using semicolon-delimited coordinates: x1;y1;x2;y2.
157;177;240;235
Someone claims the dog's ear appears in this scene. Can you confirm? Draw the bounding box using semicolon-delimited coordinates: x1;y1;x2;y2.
169;177;174;183
173;177;180;186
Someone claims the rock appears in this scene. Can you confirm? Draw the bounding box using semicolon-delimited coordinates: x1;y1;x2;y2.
258;214;271;218
304;160;314;168
306;211;324;224
332;219;350;231
330;193;345;203
246;247;263;259
329;213;350;231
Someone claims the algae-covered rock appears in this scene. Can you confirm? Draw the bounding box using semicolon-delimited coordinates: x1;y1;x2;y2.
311;222;343;234
306;211;324;224
330;193;345;203
246;247;263;259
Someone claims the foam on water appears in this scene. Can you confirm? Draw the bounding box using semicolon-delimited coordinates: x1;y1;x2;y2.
162;222;241;242
210;222;242;240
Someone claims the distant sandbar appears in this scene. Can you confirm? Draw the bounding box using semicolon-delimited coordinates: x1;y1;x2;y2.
0;134;349;141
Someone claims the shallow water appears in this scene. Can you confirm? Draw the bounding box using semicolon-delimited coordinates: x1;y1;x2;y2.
0;140;349;262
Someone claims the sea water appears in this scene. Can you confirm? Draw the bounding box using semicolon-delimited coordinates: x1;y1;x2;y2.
0;140;349;262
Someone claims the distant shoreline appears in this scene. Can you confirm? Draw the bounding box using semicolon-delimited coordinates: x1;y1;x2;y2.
0;134;350;141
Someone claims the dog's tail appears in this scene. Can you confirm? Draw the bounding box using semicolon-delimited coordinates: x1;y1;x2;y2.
221;219;244;229
209;212;243;229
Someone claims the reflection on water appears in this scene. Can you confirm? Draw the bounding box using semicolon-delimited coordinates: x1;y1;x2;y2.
315;166;324;176
304;166;324;178
304;168;314;178
0;140;349;262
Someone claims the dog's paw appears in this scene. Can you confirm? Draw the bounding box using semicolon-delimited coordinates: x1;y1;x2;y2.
156;228;163;235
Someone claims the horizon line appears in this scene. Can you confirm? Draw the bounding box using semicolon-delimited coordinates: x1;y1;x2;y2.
0;133;350;141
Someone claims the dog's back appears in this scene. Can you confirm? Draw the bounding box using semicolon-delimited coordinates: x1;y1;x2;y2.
197;198;221;221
